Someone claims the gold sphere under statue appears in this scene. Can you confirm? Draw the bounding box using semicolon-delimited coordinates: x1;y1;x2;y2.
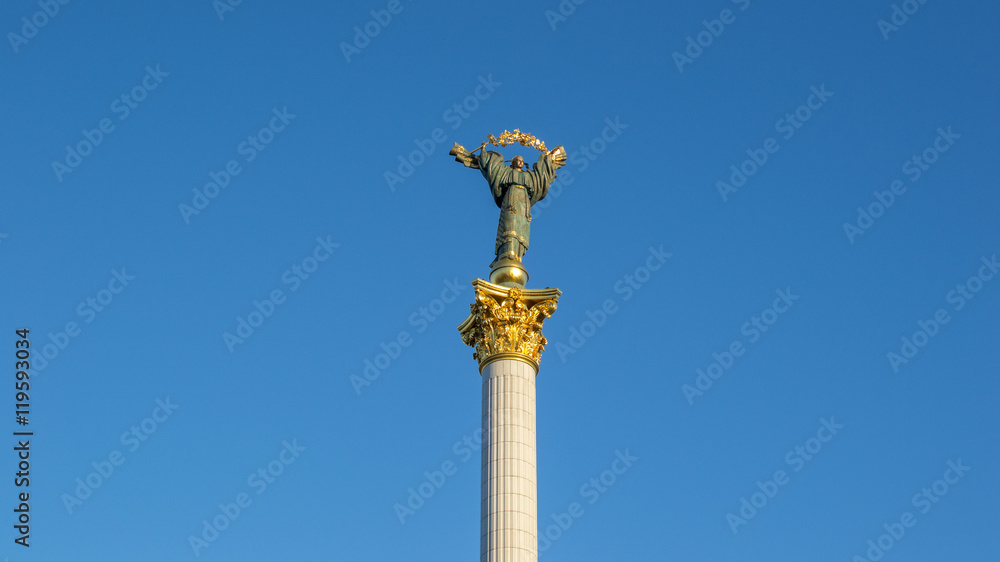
489;259;529;288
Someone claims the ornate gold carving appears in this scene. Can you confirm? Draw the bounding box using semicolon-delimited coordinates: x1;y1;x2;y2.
486;129;548;153
457;280;561;372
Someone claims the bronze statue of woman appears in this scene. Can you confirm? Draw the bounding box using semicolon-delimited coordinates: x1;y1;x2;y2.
450;138;566;268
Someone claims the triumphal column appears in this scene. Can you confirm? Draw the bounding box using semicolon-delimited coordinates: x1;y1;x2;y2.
451;131;565;562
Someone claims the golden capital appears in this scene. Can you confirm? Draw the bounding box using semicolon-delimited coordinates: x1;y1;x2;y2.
457;279;561;373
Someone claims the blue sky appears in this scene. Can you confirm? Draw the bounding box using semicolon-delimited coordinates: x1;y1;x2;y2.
2;0;998;560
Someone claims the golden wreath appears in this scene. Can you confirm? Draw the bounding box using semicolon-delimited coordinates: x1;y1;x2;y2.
485;129;548;153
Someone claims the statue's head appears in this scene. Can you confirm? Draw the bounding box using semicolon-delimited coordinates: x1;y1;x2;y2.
510;155;525;170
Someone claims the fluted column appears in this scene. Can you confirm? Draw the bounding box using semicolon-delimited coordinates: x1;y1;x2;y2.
458;280;560;562
481;358;538;561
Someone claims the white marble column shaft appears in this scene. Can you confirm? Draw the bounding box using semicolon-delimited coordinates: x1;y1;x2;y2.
481;358;538;562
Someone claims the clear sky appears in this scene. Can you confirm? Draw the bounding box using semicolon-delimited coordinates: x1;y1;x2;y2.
2;0;998;560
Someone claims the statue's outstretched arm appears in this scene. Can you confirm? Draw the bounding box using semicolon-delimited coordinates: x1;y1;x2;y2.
449;142;480;169
547;146;566;169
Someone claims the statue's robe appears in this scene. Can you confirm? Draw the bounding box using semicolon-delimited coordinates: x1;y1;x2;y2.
476;150;557;264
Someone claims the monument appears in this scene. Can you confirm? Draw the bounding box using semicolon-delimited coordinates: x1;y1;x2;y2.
451;130;565;562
